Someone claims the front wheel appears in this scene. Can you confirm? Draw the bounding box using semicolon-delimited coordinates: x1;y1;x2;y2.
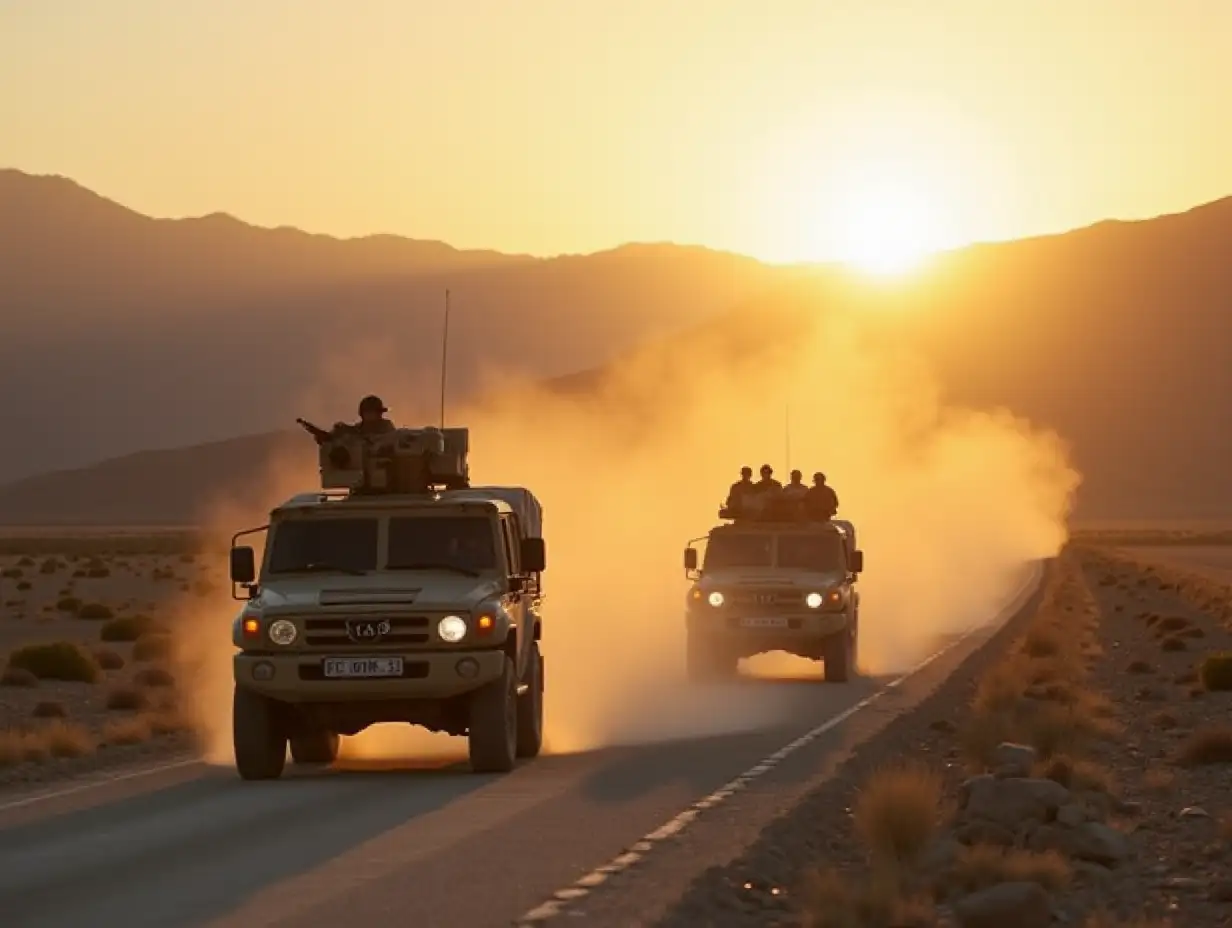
233;686;288;780
516;644;544;758
468;656;518;773
821;627;855;683
686;635;738;683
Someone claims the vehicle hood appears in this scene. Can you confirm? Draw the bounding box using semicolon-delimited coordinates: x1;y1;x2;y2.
252;574;502;612
696;568;847;590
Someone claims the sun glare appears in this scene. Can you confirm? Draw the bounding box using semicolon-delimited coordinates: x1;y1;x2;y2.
835;181;943;275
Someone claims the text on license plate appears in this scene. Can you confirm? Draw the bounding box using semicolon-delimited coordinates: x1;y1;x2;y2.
740;616;789;629
323;657;404;678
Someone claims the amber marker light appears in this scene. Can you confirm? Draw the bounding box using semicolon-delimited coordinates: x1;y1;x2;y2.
476;614;495;634
242;617;260;638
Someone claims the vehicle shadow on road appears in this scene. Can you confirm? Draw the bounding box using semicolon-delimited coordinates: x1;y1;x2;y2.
0;759;493;928
575;673;887;805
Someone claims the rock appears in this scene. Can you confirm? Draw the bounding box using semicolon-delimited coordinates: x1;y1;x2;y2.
963;777;1071;830
1160;876;1203;891
1209;880;1232;902
920;837;963;873
1179;806;1211;819
958;774;995;810
1056;804;1087;828
1065;823;1131;866
992;743;1038;778
953;881;1052;928
954;820;1017;847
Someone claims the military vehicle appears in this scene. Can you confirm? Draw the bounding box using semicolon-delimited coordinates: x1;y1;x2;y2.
227;422;546;780
682;500;862;682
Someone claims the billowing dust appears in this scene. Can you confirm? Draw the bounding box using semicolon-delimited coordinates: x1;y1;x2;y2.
170;295;1080;766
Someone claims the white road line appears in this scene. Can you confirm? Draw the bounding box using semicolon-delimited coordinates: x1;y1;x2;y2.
0;757;203;813
512;562;1043;926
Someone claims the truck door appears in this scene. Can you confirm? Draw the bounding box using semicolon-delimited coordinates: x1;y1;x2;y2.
500;516;532;677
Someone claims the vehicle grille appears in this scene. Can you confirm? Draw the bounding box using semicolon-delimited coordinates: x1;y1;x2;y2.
728;590;803;610
302;615;431;648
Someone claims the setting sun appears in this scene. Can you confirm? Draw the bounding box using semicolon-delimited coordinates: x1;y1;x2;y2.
833;178;945;275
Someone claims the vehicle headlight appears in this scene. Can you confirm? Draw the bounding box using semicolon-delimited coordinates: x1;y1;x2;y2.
268;619;297;646
805;592;824;609
438;615;468;642
708;591;725;607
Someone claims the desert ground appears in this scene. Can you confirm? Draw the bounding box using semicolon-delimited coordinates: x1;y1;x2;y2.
0;528;1230;926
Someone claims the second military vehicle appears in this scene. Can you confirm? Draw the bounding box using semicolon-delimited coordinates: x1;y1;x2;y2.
682;503;862;683
227;421;546;780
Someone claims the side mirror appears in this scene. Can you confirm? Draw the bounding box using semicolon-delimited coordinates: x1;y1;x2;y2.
850;549;864;574
520;537;546;573
230;546;256;585
684;548;698;571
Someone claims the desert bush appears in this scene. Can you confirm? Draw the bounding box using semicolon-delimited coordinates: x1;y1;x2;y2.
7;641;101;683
1177;727;1232;767
93;647;125;670
132;633;173;662
1126;659;1153;674
39;558;60;574
55;596;82;614
76;602;114;621
0;667;38;688
15;580;31;591
43;720;96;758
804;868;935;928
1199;653;1232;692
1161;636;1187;652
100;615;156;642
134;666;175;688
32;701;67;718
1037;755;1116;794
102;716;152;746
105;685;149;711
852;763;945;866
935;844;1070;900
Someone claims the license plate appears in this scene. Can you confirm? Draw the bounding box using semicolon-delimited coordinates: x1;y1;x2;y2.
322;657;404;678
740;616;789;629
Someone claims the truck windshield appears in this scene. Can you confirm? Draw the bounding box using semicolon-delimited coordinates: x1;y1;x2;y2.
388;516;498;573
267;518;378;574
704;534;773;569
777;534;846;572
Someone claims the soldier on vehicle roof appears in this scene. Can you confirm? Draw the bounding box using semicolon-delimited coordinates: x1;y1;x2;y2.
334;395;396;439
754;464;782;493
726;466;756;514
782;469;808;500
805;472;839;520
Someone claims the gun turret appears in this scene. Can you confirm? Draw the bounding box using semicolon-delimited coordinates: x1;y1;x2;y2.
306;423;472;494
295;417;333;445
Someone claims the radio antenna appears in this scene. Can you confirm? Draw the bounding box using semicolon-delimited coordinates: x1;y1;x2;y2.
439;289;451;429
785;401;791;474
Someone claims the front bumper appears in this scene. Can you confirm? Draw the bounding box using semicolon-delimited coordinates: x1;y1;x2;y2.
687;610;849;639
233;648;506;702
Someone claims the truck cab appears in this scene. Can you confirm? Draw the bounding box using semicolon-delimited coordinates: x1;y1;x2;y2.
682;516;862;682
227;424;547;779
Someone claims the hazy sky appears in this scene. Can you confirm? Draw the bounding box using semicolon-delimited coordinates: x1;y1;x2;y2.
3;0;1230;263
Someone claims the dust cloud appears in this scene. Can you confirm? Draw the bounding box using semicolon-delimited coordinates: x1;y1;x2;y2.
173;293;1080;764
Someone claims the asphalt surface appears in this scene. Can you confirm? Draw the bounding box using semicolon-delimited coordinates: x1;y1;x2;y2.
0;566;1040;928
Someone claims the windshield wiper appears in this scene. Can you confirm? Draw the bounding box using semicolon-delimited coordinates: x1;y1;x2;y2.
277;562;368;577
389;561;480;577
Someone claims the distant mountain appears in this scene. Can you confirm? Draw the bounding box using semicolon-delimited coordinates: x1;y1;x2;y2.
0;169;792;481
3;168;1232;523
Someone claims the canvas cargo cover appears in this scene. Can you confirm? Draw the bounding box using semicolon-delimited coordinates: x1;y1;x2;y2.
442;485;544;539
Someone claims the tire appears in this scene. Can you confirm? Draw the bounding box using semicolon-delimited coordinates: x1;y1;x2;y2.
289;729;340;765
233;686;288;780
516;644;544;759
822;627;854;683
468;655;518;773
686;635;738;683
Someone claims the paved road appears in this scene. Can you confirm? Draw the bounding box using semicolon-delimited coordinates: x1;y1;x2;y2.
0;565;1041;928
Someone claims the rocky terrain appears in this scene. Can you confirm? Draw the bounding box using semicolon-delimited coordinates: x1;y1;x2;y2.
0;532;210;786
655;544;1232;927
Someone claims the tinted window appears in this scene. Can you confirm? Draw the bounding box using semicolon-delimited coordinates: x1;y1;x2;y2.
388;517;497;571
777;534;846;571
267;519;378;574
704;533;773;569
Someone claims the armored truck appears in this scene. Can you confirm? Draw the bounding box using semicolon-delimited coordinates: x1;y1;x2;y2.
682;507;862;683
227;423;546;779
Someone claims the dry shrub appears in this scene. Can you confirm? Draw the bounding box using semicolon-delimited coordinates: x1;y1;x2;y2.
1125;660;1153;674
32;701;66;719
852;763;946;866
7;641;101;683
1156;616;1191;634
93;647;125;671
0;666;38;688
44;720;95;758
1037;755;1116;794
804;867;936;928
1150;710;1178;730
1177;727;1232;767
102;716;153;746
100;614;157;642
1199;653;1232;692
935;844;1070;900
1160;636;1187;652
1022;624;1065;659
76;602;114;621
132;633;173;662
105;685;149;711
134;666;176;688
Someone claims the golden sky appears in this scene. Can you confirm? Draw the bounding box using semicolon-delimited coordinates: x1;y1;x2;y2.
2;0;1230;265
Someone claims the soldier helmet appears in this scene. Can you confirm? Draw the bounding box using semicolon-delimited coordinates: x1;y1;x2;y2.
740;466;753;478
790;469;802;480
359;395;388;416
814;471;826;483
